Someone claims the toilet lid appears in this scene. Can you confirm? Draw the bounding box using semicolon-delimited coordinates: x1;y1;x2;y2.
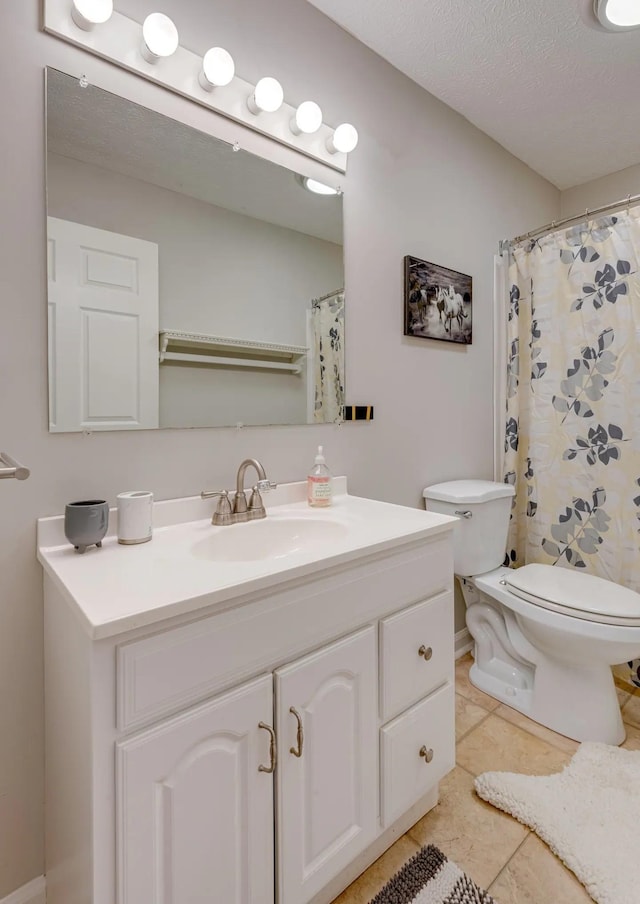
505;563;640;626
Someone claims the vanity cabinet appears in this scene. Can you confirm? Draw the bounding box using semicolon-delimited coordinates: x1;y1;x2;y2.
41;490;456;904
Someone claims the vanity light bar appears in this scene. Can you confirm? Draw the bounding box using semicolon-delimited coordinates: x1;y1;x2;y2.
43;0;355;172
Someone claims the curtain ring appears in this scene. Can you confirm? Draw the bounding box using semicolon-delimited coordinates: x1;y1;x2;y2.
627;194;631;214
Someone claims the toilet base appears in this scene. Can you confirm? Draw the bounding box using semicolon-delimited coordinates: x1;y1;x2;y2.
460;576;629;745
468;652;626;745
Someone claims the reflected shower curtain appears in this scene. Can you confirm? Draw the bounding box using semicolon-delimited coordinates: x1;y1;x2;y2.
503;209;640;686
312;292;345;423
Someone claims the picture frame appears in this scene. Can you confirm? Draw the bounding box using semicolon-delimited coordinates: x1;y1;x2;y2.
404;255;472;344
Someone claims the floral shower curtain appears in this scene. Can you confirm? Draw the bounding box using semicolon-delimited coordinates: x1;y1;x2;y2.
312;291;345;423
503;208;640;686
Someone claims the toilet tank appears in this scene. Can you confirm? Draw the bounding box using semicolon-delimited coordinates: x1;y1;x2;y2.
423;480;515;576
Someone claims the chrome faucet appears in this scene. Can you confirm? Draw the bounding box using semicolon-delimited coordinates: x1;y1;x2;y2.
201;458;277;525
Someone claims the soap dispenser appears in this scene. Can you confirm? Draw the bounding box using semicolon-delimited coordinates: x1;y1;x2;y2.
307;445;332;507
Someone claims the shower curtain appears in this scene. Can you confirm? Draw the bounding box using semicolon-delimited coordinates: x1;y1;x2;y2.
311;291;345;423
502;207;640;686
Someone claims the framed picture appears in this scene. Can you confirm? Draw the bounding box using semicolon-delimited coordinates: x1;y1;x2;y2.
404;255;472;344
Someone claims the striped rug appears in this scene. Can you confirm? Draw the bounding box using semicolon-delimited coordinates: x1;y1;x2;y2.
369;845;496;904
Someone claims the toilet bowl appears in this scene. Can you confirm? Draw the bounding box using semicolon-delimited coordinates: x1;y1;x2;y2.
423;479;640;745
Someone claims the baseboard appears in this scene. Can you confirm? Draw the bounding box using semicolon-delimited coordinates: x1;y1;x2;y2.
0;877;46;904
455;627;473;659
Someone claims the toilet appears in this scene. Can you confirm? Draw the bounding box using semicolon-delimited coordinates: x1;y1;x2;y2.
423;479;640;745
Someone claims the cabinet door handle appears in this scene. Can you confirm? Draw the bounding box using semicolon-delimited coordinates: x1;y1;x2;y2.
289;707;304;758
418;645;433;660
419;745;434;764
258;722;277;774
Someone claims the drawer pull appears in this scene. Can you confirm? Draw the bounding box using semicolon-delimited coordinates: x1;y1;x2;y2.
258;722;277;774
289;707;304;758
418;645;433;660
419;745;434;764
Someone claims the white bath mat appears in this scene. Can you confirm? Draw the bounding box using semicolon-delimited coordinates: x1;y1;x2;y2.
474;742;640;904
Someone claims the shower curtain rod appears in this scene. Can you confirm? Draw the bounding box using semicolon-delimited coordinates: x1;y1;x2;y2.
501;190;640;252
312;287;344;305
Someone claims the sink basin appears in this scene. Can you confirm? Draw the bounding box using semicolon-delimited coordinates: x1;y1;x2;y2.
190;516;349;562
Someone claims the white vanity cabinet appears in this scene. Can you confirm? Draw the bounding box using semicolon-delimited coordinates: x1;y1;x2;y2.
40;487;456;904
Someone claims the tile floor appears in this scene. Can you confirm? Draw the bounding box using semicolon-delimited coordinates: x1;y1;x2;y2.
332;653;640;904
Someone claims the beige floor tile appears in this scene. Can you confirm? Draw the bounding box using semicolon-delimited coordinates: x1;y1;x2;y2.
492;704;579;755
456;693;490;741
407;765;528;890
617;687;631;707
456;714;571;778
488;833;592;904
622;692;640;729
621;723;640;751
455;654;501;712
331;835;420;904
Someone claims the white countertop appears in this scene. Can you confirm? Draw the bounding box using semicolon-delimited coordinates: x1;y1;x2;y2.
37;480;455;640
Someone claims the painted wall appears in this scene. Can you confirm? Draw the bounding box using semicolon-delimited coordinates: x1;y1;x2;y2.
561;162;640;219
47;153;343;428
0;0;559;895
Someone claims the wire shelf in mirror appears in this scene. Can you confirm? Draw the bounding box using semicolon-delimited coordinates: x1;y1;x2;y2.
159;330;308;374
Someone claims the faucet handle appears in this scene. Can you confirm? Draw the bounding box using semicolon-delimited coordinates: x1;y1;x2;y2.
247;486;267;521
201;490;234;526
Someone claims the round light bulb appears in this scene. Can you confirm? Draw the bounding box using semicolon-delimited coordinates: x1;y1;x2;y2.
141;13;179;63
199;47;235;90
291;101;323;135
304;178;339;196
247;77;284;114
328;123;359;154
71;0;113;30
596;0;640;27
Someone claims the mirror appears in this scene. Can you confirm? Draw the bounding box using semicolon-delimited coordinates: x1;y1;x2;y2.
45;68;344;432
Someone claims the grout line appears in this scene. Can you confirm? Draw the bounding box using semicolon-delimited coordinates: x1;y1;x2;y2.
455;709;493;744
486;831;531;893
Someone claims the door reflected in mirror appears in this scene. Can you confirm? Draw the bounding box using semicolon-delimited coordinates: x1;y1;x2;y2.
45;68;344;432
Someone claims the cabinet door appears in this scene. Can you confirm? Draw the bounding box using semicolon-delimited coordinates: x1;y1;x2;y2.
116;674;274;904
275;626;378;904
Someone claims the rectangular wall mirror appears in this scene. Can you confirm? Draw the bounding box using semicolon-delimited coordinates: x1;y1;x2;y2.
45;68;344;432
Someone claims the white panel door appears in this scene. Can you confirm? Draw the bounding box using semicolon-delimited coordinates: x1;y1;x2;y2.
47;216;159;431
116;674;274;904
276;627;378;904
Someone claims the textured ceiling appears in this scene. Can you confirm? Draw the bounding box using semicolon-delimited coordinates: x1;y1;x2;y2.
46;69;342;245
304;0;640;189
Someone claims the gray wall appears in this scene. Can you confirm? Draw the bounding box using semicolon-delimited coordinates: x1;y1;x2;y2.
561;161;640;219
0;0;559;895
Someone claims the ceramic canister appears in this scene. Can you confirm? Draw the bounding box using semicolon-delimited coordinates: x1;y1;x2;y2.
64;500;109;554
117;491;153;545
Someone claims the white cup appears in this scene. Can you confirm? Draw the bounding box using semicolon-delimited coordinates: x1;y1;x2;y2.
117;491;153;545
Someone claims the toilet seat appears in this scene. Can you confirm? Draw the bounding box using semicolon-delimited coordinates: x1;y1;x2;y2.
505;563;640;627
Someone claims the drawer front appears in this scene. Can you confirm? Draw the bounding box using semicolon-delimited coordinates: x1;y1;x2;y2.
380;682;455;827
117;535;452;731
380;591;453;722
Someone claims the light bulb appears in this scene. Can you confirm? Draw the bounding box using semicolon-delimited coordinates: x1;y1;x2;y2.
71;0;113;30
199;47;235;90
596;0;640;28
290;101;323;135
141;13;179;63
327;123;359;154
303;178;339;196
247;77;284;115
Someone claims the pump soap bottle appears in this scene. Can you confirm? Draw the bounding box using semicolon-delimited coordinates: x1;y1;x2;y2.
307;445;332;507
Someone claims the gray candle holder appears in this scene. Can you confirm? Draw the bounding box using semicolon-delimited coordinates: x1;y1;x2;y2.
64;500;109;554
